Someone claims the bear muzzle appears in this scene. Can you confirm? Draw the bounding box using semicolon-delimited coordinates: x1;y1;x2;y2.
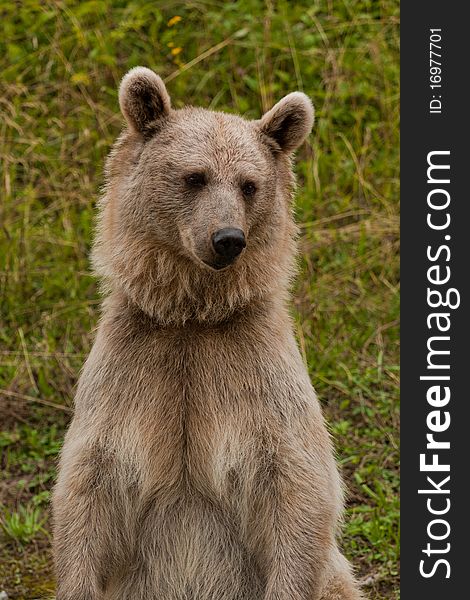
210;228;246;269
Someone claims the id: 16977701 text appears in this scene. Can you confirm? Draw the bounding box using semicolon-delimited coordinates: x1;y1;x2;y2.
429;28;442;114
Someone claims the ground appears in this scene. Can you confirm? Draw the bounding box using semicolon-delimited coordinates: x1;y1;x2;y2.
0;1;399;598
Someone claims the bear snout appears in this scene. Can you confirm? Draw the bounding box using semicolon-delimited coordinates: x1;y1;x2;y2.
211;228;246;267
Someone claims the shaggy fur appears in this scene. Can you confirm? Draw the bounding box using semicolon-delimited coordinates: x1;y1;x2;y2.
52;66;364;600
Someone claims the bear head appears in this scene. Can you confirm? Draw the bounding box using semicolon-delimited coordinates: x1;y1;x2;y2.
93;67;314;325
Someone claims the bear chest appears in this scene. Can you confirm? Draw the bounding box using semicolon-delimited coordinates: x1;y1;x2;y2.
126;334;272;502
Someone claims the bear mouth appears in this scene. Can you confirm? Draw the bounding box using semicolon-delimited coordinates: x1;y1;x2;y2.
201;252;246;271
202;259;233;271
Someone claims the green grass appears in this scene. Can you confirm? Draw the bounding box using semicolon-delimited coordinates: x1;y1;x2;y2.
0;1;399;598
1;503;47;547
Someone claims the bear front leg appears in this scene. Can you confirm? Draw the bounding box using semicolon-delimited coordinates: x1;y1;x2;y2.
246;449;340;600
52;444;129;600
319;546;365;600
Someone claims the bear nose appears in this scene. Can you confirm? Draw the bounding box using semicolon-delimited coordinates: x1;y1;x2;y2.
212;228;246;262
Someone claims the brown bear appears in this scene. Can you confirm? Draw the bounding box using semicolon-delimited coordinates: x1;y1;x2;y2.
52;67;363;600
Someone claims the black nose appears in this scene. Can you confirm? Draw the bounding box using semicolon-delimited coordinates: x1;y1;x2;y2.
212;228;246;262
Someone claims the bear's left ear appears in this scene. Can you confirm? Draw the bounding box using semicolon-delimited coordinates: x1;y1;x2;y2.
119;66;171;135
258;92;314;153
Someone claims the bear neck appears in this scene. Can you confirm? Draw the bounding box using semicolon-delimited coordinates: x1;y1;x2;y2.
94;225;298;328
101;285;291;334
99;257;294;328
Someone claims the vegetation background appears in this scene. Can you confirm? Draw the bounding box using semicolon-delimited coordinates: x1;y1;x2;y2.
0;0;399;598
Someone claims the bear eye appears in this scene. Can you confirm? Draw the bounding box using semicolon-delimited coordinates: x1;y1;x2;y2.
241;181;257;197
185;172;206;188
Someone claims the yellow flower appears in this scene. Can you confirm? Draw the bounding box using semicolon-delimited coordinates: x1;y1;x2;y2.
71;72;90;86
171;47;183;56
167;15;182;27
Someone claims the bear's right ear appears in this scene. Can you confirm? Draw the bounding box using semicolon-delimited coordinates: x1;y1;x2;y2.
119;67;171;135
258;92;314;154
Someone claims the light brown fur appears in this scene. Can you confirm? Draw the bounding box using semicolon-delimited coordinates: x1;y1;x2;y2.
52;67;364;600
